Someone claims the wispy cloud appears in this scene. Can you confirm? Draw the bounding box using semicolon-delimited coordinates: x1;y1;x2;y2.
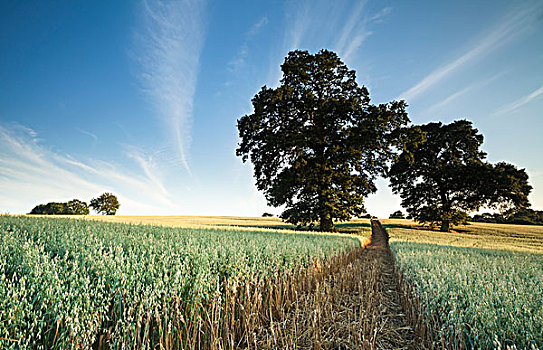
269;0;389;85
335;1;369;61
124;148;169;198
228;16;269;73
135;0;206;173
0;123;181;214
247;16;269;37
425;72;505;114
286;0;389;60
75;127;98;142
495;85;543;115
398;2;543;102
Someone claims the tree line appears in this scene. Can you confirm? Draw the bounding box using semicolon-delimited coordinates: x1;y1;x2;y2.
237;49;532;232
471;209;543;226
29;192;120;215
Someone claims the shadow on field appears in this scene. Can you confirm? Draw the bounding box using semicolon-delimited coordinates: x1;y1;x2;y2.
225;222;372;235
336;222;371;229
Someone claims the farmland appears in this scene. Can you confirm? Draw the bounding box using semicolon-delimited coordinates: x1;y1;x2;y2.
2;215;543;349
80;215;373;237
0;215;364;349
383;219;543;348
382;218;543;253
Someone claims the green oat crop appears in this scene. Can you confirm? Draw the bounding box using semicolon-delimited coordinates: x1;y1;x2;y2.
391;242;543;349
0;216;359;349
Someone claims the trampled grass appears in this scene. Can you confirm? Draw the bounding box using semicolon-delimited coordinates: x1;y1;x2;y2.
391;242;543;349
0;216;362;349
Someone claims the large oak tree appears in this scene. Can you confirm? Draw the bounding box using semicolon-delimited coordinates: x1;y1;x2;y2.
389;120;531;231
237;50;409;231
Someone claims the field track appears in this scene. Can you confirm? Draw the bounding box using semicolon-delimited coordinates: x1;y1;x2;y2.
366;220;418;349
254;220;419;349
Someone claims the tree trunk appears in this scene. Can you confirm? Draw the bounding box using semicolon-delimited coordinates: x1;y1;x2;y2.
320;215;335;232
440;220;450;232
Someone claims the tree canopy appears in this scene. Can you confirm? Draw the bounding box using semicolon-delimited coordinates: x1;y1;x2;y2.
237;49;409;231
29;199;89;215
388;120;531;231
389;210;405;219
90;192;120;215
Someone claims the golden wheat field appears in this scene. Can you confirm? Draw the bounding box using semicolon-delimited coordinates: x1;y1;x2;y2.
381;218;543;254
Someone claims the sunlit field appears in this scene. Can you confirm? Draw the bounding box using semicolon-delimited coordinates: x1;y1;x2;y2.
52;214;373;240
0;215;365;349
83;215;295;230
383;219;543;348
4;214;541;348
382;218;543;254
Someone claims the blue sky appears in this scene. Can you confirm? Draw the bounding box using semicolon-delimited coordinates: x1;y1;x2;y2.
1;0;542;217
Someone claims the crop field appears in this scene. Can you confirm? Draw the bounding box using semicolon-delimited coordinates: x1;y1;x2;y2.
392;242;543;348
0;216;364;349
3;214;542;349
382;218;543;253
82;215;297;230
384;220;543;348
75;215;373;236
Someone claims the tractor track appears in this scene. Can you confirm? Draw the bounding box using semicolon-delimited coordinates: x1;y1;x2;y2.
366;220;419;349
253;220;421;349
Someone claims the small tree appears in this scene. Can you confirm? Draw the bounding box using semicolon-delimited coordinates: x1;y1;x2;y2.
90;193;120;215
389;120;531;231
389;210;405;219
66;199;90;215
237;49;409;231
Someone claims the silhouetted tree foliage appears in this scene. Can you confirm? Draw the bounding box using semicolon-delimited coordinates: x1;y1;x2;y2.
389;210;405;219
472;209;543;225
29;199;89;215
90;192;120;215
261;212;274;217
237;49;409;231
65;199;90;215
389;120;531;232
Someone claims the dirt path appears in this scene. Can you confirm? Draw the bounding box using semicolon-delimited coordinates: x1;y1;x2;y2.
254;220;420;349
366;220;418;349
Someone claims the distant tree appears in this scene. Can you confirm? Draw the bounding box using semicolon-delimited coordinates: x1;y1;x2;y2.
30;202;66;215
507;209;543;225
389;210;405;219
389;120;531;232
29;199;89;215
237;49;409;231
472;209;543;225
471;212;502;223
90;193;120;215
360;213;372;219
29;204;46;214
66;199;90;215
262;212;274;217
